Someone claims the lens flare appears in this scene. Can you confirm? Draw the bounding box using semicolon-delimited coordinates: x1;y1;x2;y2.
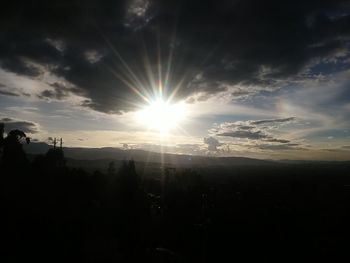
136;98;187;134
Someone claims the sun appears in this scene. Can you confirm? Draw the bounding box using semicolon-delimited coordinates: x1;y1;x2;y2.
136;98;187;134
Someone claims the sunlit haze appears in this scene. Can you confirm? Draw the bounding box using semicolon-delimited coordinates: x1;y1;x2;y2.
136;98;187;134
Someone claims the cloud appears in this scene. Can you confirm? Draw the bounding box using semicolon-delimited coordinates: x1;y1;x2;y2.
38;83;68;100
1;117;39;134
37;82;85;101
218;130;268;140
125;0;152;29
1;58;42;77
265;138;291;143
0;89;20;97
217;130;291;143
0;83;21;97
212;117;297;145
38;89;68;100
204;136;222;151
0;0;349;113
84;50;103;64
250;117;296;125
256;143;301;151
0;85;32;97
231;89;256;98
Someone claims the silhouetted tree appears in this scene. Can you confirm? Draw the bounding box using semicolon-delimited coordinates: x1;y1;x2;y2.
119;160;139;193
107;161;116;175
0;123;4;161
1;126;30;168
0;123;4;146
45;147;66;168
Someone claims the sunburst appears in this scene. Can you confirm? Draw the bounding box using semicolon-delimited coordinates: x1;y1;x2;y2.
135;97;187;134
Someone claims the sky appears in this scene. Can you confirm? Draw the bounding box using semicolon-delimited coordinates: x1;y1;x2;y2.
1;0;350;160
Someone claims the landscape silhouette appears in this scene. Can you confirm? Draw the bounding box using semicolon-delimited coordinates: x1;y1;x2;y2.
1;0;350;262
1;122;350;262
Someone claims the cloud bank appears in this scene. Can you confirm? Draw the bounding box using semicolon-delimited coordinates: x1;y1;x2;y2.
0;0;349;113
1;117;39;134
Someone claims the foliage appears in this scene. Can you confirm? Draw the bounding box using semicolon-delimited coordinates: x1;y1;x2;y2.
1;123;350;262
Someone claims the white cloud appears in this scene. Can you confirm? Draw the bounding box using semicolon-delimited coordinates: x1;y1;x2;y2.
84;50;103;64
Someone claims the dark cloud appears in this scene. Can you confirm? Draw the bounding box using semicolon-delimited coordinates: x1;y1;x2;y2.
0;84;32;97
1;0;349;113
212;117;296;144
0;89;20;97
37;82;84;100
239;126;255;130
1;58;42;77
38;89;68;100
256;143;301;151
0;83;20;97
218;130;268;140
1;118;39;133
265;138;291;143
231;89;255;98
217;130;290;143
250;117;296;125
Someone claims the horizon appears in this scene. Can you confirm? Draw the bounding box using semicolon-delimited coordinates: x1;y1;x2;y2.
1;0;350;160
22;140;350;162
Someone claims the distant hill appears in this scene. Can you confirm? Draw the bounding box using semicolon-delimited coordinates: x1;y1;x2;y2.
23;142;274;167
23;142;350;178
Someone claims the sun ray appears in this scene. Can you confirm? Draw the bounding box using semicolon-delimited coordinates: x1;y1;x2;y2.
157;32;163;98
140;38;158;99
104;65;150;103
103;36;144;89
